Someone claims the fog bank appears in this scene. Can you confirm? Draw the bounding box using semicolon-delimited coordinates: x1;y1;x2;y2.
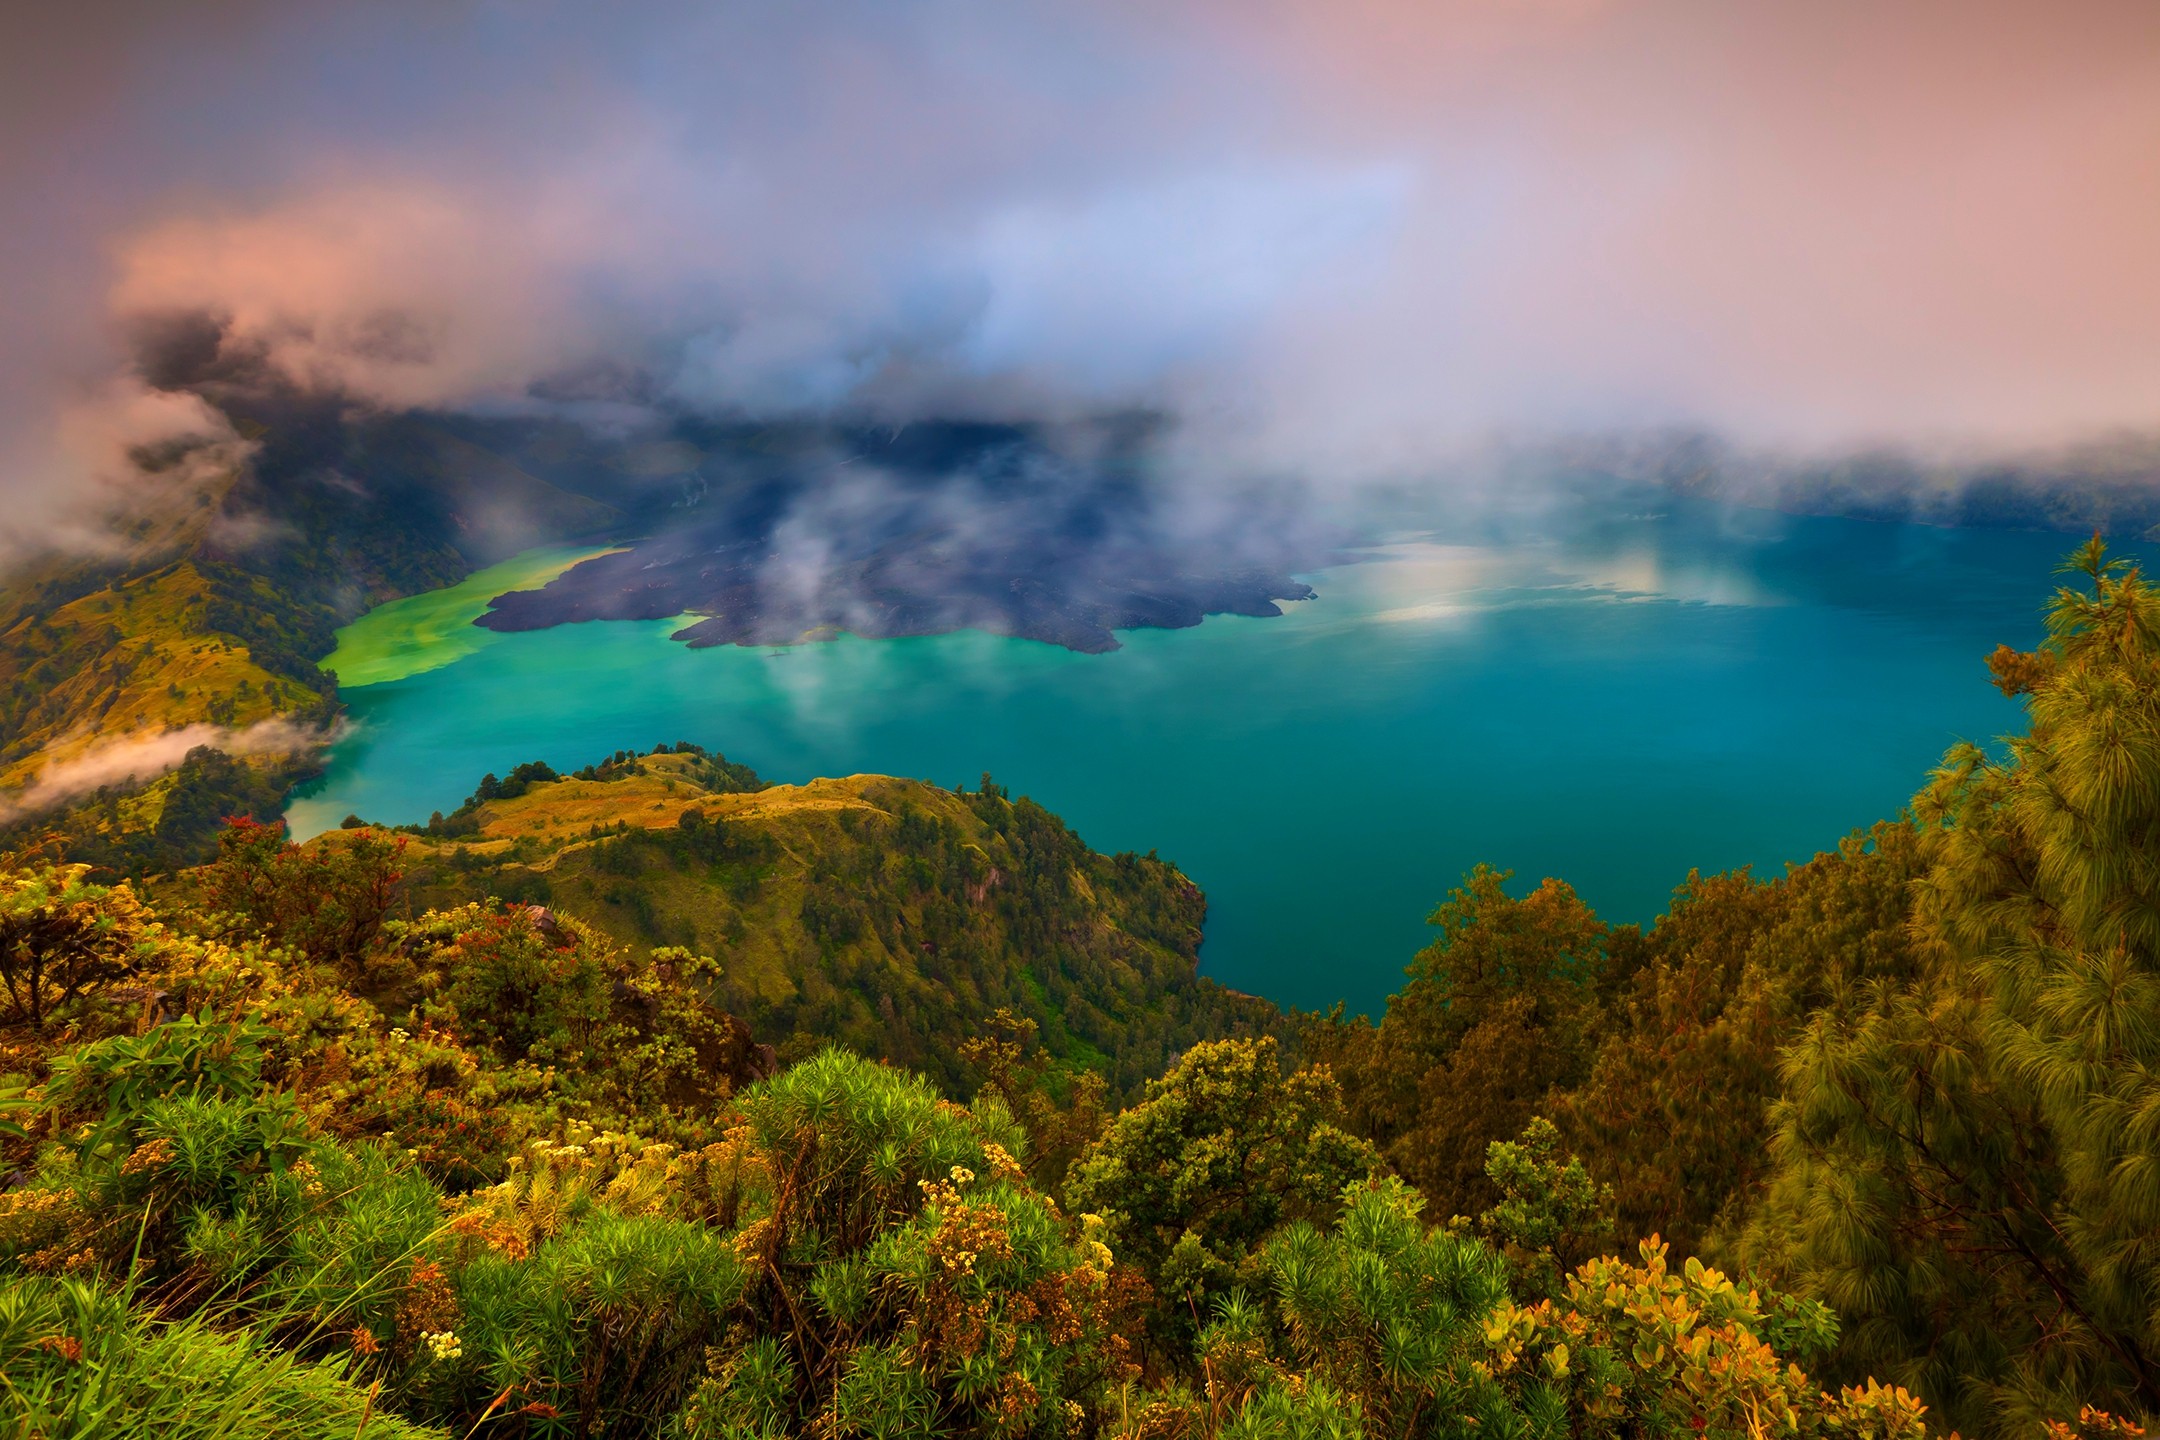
4;0;2159;551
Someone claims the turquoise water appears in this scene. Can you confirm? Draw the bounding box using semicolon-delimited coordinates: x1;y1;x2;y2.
289;505;2096;1014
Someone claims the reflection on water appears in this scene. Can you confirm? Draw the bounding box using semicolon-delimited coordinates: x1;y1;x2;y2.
291;505;2098;1013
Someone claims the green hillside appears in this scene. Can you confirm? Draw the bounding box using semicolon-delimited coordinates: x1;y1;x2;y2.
0;813;1932;1440
364;747;1276;1093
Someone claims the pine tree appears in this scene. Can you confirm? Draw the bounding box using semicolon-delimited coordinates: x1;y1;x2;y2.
1751;541;2160;1434
1558;823;1927;1259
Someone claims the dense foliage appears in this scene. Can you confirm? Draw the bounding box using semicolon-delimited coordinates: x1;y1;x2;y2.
1739;541;2160;1434
0;843;1926;1438
8;545;2160;1438
0;829;1935;1433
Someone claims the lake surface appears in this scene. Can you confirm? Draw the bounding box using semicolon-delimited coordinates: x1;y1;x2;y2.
290;504;2098;1014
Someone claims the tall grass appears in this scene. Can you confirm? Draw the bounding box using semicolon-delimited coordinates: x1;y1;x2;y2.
0;1273;445;1439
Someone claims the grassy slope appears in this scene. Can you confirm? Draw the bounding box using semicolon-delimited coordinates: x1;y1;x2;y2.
393;754;1276;1092
0;413;616;855
0;562;328;786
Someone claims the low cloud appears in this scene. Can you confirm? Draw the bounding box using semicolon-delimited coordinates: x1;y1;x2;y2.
0;716;333;823
0;378;255;560
3;0;2159;556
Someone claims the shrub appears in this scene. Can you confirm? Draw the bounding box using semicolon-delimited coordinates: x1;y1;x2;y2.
1064;1037;1378;1329
0;863;150;1029
1486;1241;1927;1440
677;1049;1137;1438
1249;1178;1520;1437
430;1207;747;1432
45;1011;273;1148
197;816;405;977
424;902;609;1063
407;903;750;1142
1475;1116;1617;1301
281;1145;451;1344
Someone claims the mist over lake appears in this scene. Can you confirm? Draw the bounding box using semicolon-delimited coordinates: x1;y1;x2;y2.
287;501;2078;1014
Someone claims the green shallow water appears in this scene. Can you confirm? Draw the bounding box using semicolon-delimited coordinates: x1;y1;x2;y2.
291;506;2096;1014
321;545;619;688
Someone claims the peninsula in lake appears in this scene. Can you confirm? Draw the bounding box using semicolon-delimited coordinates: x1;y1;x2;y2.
468;416;1320;653
475;535;1314;654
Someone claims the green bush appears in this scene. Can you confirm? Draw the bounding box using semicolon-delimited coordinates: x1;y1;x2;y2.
196;816;407;978
1244;1178;1521;1436
425;1208;747;1431
427;902;609;1063
46;1014;283;1169
0;807;1974;1440
1064;1035;1378;1345
676;1049;1134;1438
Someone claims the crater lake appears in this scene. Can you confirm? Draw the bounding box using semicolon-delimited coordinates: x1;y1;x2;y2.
288;503;2095;1014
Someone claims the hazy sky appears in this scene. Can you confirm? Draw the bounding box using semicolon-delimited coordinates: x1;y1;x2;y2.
6;0;2160;533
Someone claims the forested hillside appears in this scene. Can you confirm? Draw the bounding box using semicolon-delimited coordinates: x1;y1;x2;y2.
5;546;2160;1438
0;845;1929;1440
204;744;1274;1094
